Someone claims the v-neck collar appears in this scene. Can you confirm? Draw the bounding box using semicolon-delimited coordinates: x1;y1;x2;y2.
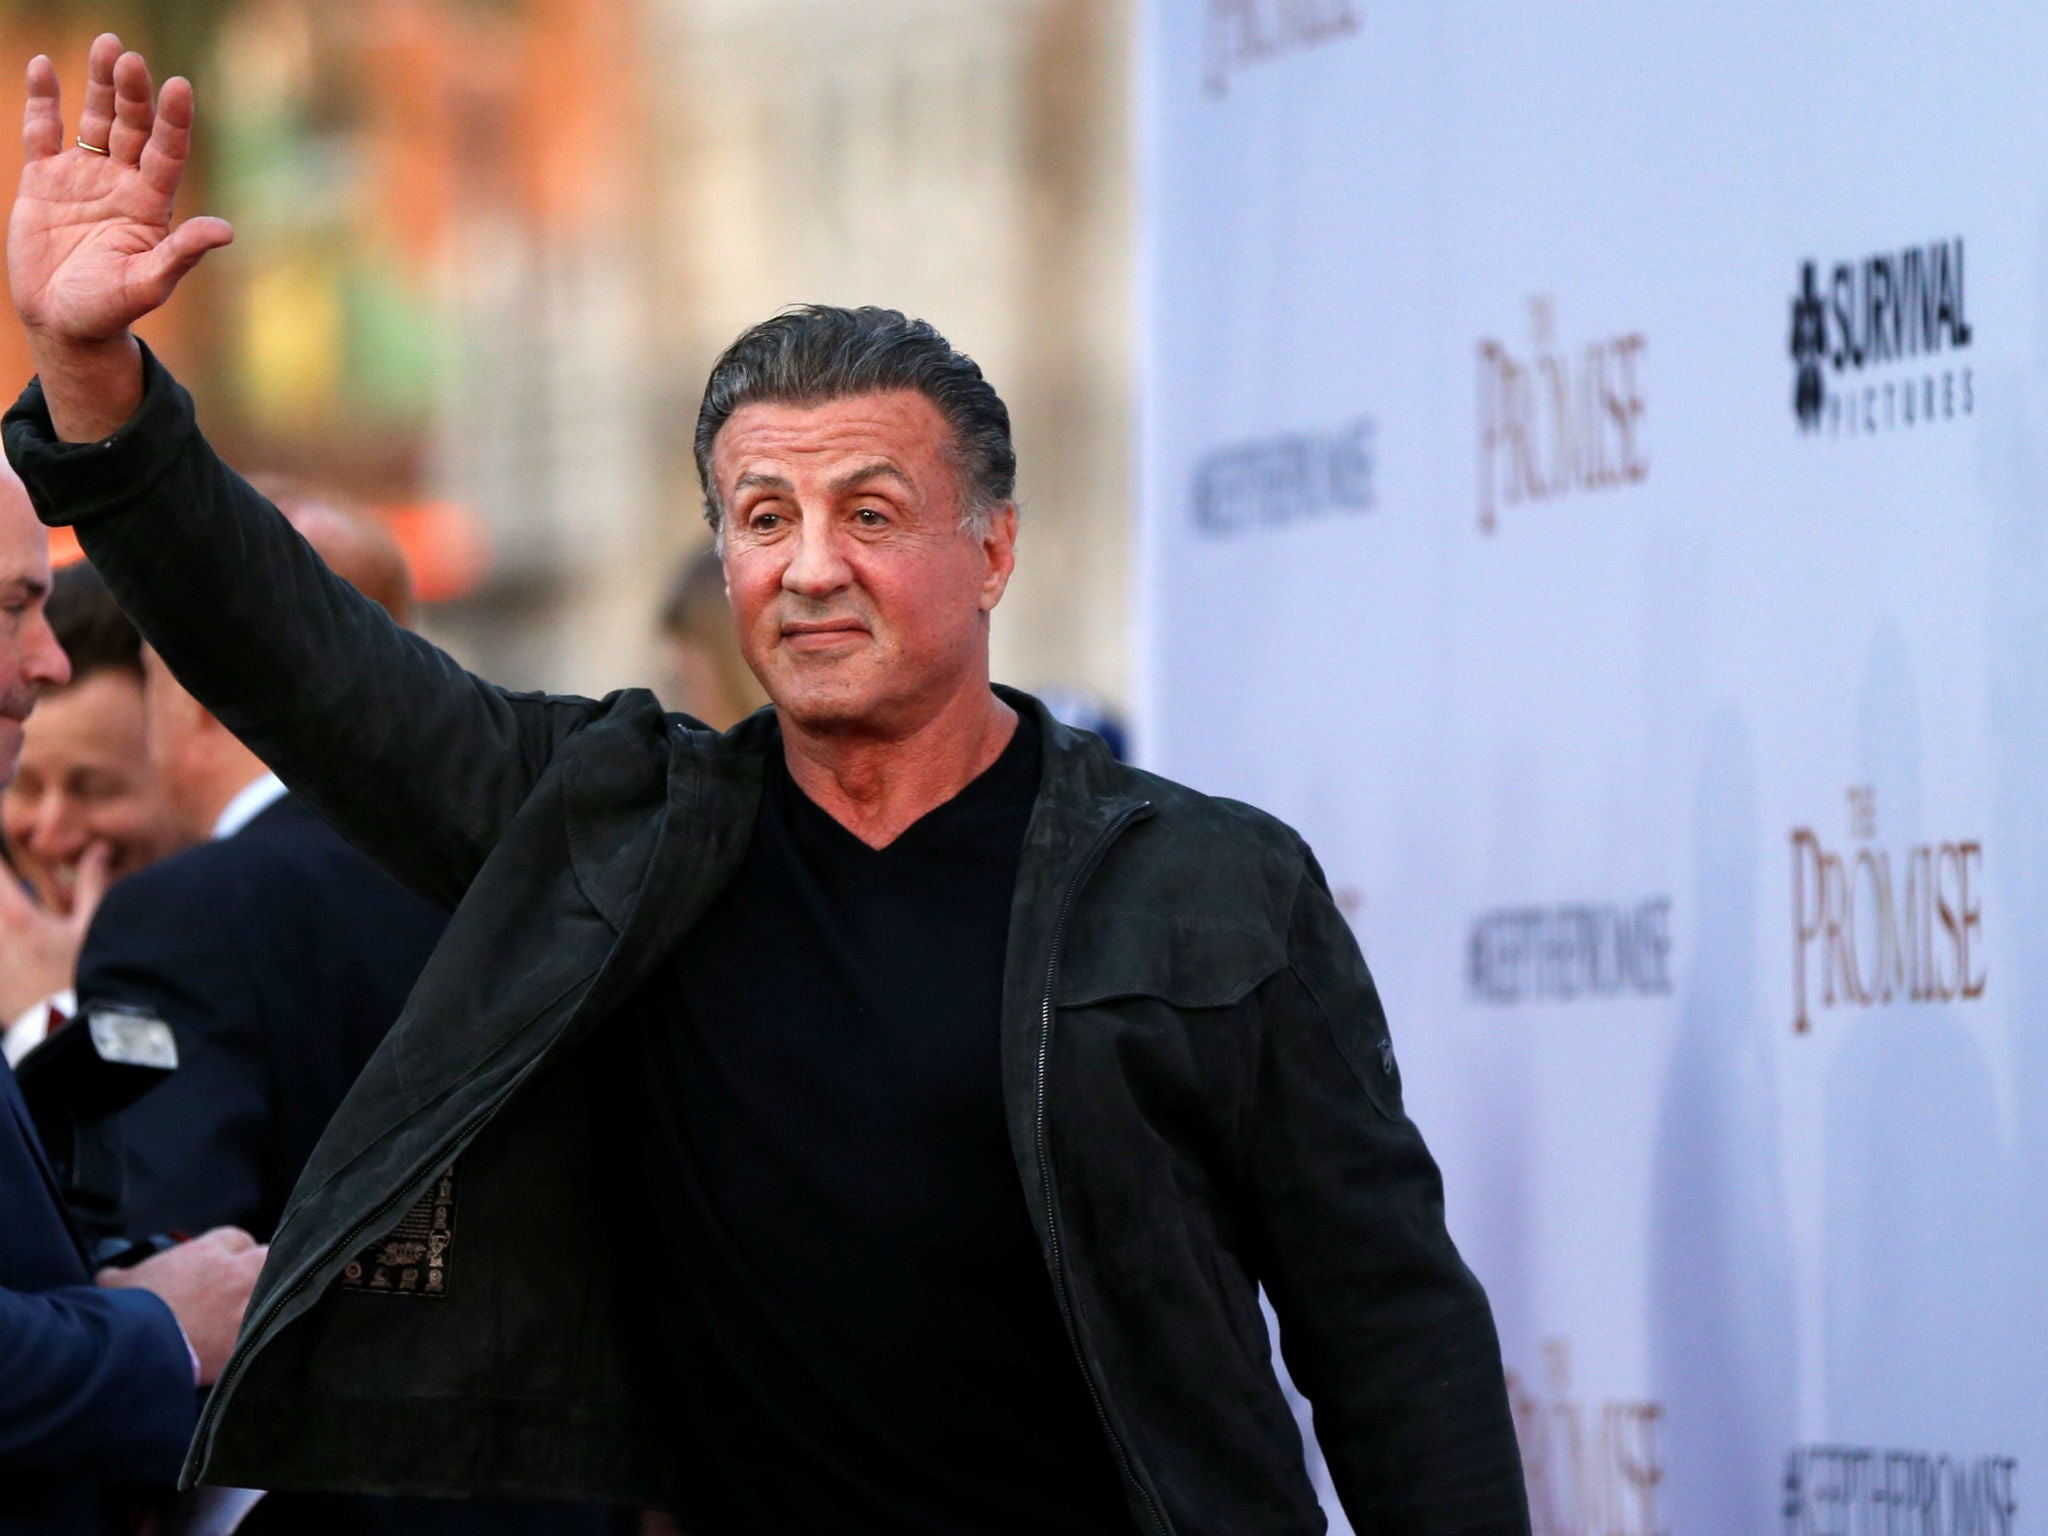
773;710;1041;856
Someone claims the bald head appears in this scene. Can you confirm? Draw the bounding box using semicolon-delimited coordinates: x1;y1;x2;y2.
245;475;415;629
141;475;418;838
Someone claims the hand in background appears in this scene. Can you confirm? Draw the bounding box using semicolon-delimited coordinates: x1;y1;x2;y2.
99;1227;266;1387
0;841;108;1021
9;34;232;442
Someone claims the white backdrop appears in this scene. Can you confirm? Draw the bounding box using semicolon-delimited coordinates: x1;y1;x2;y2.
1137;6;2047;1534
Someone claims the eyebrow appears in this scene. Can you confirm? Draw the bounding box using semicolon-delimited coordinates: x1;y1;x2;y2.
729;462;913;500
827;461;913;497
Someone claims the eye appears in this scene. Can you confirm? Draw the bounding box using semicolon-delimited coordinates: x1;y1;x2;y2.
747;509;785;532
854;506;889;527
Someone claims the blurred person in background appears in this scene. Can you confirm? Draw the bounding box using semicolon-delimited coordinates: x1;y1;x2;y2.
0;560;188;1061
0;458;265;1536
6;42;1526;1536
655;543;766;728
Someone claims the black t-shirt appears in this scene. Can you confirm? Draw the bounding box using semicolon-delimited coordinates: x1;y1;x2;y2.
622;709;1133;1534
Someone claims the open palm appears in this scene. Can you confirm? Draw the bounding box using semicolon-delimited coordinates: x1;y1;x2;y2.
9;33;232;346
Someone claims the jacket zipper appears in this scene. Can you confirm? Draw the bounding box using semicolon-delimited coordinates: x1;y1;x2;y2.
1035;800;1171;1536
182;1090;512;1487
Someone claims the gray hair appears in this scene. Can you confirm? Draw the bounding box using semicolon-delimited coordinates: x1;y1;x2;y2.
693;305;1017;546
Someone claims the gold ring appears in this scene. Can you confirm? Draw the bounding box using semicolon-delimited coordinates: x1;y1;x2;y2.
76;136;110;156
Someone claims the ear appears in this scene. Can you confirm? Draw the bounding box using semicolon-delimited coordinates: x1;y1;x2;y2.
977;503;1019;613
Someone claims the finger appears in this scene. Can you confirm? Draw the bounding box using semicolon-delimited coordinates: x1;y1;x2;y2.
0;863;37;922
138;76;196;199
75;33;122;154
23;57;62;160
66;841;112;928
198;1225;259;1253
136;215;234;307
109;51;154;165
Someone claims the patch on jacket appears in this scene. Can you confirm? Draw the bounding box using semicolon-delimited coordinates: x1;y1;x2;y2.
338;1168;456;1298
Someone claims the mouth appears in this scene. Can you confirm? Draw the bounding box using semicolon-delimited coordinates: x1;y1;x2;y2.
779;621;869;653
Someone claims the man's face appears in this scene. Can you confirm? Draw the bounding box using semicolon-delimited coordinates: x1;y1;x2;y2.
1;669;186;911
714;391;1016;737
0;473;70;782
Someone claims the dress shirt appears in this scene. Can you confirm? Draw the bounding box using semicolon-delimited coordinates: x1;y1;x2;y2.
211;774;288;843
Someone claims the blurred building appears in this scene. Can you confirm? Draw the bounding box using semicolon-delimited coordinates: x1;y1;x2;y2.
0;0;1134;713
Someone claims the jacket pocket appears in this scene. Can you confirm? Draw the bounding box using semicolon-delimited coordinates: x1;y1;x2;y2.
1055;910;1286;1011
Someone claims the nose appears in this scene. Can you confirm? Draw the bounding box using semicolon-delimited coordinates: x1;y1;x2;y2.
31;790;86;865
20;608;69;691
780;513;852;601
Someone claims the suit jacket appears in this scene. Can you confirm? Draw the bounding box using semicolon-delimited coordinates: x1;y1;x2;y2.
73;792;628;1536
78;792;447;1244
0;1057;196;1535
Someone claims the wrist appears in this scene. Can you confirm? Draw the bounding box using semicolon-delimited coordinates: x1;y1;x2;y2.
26;330;144;443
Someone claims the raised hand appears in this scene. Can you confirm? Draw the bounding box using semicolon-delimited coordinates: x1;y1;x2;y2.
9;35;233;441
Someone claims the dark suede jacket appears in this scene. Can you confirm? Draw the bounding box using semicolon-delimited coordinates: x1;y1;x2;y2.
6;349;1529;1536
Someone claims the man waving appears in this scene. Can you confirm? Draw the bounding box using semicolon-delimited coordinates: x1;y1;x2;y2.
7;38;1528;1536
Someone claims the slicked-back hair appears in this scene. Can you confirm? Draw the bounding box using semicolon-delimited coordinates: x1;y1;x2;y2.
693;305;1016;545
47;561;143;688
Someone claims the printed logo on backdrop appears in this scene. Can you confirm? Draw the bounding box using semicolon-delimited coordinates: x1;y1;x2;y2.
1507;1340;1664;1536
1783;1445;2015;1536
1477;297;1647;534
1203;0;1360;96
1789;238;1973;436
1790;787;1983;1034
1468;897;1672;1005
1189;416;1375;536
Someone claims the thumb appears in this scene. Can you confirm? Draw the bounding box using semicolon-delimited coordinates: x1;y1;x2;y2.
66;841;112;930
137;215;233;306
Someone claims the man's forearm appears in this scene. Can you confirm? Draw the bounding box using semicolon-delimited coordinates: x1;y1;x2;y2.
0;1283;196;1482
24;330;144;444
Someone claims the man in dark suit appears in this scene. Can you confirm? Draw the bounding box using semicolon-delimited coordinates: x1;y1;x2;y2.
0;459;264;1535
74;486;627;1535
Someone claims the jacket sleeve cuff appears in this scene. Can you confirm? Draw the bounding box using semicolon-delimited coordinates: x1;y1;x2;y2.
94;1284;204;1481
1;339;199;527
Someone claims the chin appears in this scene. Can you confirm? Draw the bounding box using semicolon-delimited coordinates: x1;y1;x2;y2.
766;672;891;734
773;692;877;734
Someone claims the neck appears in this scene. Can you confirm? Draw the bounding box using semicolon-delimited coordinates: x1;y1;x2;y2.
780;684;1018;849
190;762;271;840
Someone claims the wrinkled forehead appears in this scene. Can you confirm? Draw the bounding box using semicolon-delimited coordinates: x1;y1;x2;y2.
711;390;955;489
